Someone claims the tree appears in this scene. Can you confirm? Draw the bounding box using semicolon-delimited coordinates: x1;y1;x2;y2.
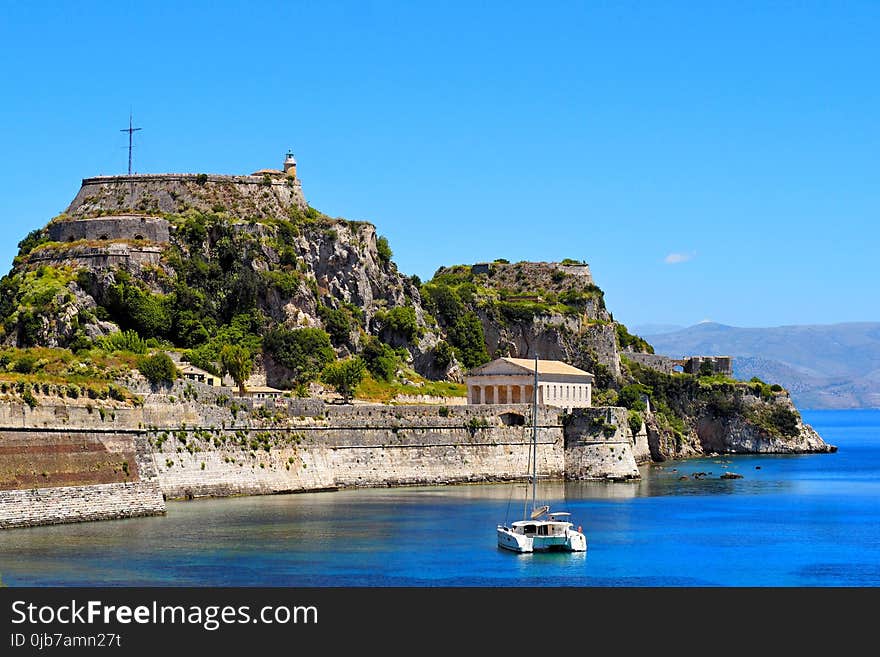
447;312;490;369
220;344;253;395
318;305;352;346
433;340;453;369
263;327;335;386
137;352;178;385
105;273;172;339
361;336;398;381
322;357;366;404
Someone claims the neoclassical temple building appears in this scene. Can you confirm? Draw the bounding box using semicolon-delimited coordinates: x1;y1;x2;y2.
465;358;594;409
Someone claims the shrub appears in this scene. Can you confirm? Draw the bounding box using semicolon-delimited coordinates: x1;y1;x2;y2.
99;329;148;354
361;336;399;381
379;306;418;341
68;332;93;353
767;406;799;437
618;384;649;411
376;236;392;263
104;273;172;339
21;387;37;409
137;352;178;385
615;323;653;353
13;353;38;374
770;383;784;393
466;417;489;434
17;228;49;257
18;311;43;347
433;340;453;369
628;410;643;435
421;284;464;324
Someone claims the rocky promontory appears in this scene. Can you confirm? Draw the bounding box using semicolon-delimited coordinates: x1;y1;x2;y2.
0;160;834;464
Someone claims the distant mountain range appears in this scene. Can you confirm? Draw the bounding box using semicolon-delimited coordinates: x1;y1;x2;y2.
640;322;880;409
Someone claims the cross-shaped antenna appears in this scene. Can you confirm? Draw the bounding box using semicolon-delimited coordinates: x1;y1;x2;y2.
120;113;142;175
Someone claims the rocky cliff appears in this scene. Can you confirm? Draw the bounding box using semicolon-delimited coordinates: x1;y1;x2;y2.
419;260;833;457
0;166;833;458
0;169;447;385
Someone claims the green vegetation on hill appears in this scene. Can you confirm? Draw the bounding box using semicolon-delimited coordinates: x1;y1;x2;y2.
613;355;795;446
0;345;141;406
0;184;804;451
615;323;653;353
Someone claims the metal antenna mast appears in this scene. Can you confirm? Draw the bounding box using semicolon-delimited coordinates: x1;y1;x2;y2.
120;113;142;174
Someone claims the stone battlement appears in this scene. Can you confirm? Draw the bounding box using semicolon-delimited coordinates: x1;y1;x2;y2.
67;170;307;219
80;173;297;186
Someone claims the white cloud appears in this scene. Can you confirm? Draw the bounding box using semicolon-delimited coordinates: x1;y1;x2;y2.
663;251;696;265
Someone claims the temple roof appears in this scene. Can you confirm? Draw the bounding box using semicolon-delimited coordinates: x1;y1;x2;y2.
467;357;593;378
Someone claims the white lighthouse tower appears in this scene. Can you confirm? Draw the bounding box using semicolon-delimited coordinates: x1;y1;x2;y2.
283;151;297;178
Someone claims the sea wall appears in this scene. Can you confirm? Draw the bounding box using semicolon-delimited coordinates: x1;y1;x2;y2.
149;403;567;499
563;407;641;480
0;481;164;529
0;427;165;529
0;388;644;528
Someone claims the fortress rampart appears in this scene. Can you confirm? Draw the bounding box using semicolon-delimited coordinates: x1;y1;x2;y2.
0;387;643;529
48;215;170;243
66;171;307;219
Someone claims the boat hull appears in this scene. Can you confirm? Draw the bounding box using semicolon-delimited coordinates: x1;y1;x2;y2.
497;526;533;553
497;525;587;553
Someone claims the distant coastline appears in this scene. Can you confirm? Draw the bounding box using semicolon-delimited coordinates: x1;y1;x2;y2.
641;321;880;410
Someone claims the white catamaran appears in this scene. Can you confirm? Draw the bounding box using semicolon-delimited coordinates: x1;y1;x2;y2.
496;355;587;553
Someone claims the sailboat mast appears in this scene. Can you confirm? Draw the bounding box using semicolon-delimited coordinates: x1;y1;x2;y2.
532;354;538;510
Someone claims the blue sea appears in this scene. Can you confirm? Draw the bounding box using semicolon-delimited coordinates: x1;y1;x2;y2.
1;409;878;586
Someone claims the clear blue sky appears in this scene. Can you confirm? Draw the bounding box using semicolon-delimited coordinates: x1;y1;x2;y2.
1;1;877;329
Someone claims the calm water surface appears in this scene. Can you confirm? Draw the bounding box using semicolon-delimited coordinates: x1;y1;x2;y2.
1;409;878;586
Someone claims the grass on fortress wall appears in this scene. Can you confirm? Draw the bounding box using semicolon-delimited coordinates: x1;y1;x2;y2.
355;372;466;403
0;346;141;405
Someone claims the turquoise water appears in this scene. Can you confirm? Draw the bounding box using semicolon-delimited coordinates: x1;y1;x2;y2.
1;409;878;586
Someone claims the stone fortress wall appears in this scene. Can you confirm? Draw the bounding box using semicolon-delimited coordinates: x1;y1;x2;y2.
0;424;164;529
625;352;733;376
0;383;644;528
48;215;170;243
66;172;307;220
